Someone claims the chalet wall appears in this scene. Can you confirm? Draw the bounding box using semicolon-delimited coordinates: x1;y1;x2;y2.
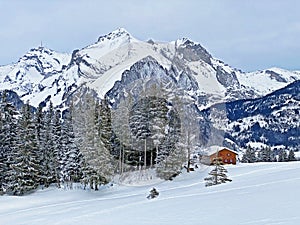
209;149;237;165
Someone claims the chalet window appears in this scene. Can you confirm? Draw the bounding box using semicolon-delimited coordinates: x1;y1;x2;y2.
227;153;230;156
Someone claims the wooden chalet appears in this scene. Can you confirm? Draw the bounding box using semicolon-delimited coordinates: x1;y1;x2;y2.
201;146;238;165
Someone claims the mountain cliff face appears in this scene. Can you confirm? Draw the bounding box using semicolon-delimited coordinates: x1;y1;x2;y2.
0;28;299;149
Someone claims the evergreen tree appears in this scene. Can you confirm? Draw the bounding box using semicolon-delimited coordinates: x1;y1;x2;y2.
79;94;113;190
155;101;182;180
129;96;152;168
59;108;82;189
156;141;185;180
0;91;18;194
204;157;232;187
73;94;112;190
256;150;262;162
52;109;62;187
94;103;114;184
38;102;58;187
34;104;46;186
288;150;297;161
99;97;113;154
260;146;272;162
150;97;170;167
129;95;179;170
278;149;288;162
241;146;257;163
35;105;44;150
271;149;277;162
111;96;132;173
6;102;40;195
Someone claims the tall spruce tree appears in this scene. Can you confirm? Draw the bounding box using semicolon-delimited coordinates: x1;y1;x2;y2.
156;141;185;180
260;146;272;162
34;104;46;186
73;94;112;190
99;97;113;155
288;150;297;161
112;97;132;174
59;108;82;189
0;104;3;194
0;91;18;194
149;97;169;166
6;102;40;195
38;102;58;187
95;101;114;183
52;109;62;187
278;149;288;162
129;96;151;169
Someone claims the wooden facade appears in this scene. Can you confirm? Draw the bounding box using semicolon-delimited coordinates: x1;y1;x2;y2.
200;147;238;165
209;148;238;165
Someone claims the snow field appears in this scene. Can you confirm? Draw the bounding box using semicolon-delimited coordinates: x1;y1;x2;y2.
1;162;300;225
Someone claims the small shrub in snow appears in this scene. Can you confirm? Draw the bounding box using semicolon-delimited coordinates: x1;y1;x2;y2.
204;157;232;187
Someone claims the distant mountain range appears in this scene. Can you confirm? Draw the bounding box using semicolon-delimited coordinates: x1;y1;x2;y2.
0;28;299;150
201;80;300;150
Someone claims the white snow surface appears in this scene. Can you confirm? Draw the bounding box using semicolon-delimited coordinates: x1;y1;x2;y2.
1;162;300;225
237;67;300;96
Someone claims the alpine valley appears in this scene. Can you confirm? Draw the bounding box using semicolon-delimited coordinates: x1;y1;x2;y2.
0;28;299;151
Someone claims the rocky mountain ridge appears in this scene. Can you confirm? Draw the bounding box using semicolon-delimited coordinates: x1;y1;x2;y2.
1;28;299;109
0;28;299;149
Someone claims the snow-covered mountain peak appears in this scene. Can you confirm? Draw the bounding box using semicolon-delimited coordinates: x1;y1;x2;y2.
83;28;139;55
21;46;53;59
0;28;299;110
74;28;140;71
97;27;137;43
175;36;206;47
17;46;71;74
175;37;198;47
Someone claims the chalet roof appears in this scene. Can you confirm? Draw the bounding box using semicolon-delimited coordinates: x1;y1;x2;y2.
203;145;239;156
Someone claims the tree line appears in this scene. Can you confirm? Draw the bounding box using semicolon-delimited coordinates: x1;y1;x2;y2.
0;90;117;195
241;145;297;163
0;87;199;195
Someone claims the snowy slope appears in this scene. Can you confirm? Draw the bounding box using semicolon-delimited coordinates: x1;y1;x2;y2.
238;67;300;96
1;162;300;225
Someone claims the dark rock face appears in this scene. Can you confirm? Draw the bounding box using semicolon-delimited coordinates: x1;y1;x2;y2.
265;70;288;83
215;66;240;88
177;70;199;91
105;55;205;109
177;39;212;65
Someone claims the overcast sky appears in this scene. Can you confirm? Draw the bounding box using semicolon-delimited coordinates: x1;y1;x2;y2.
0;0;300;72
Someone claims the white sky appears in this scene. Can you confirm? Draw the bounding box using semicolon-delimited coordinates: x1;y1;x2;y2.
0;0;300;72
